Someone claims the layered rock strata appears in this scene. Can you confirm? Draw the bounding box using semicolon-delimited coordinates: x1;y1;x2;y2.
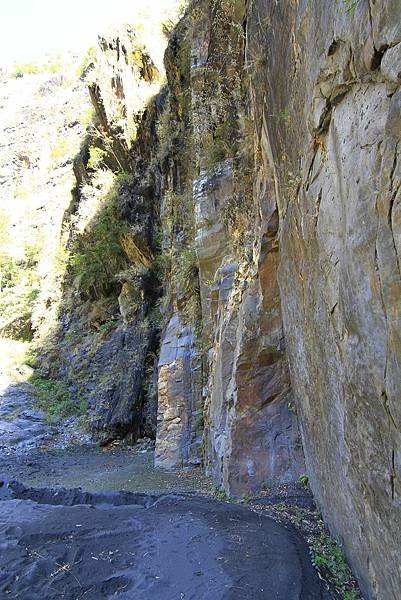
155;1;401;597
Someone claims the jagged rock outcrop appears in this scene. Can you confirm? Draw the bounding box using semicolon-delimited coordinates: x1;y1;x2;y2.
37;28;166;444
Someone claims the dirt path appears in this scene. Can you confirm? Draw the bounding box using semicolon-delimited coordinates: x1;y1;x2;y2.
0;381;332;599
0;481;331;600
0;379;212;494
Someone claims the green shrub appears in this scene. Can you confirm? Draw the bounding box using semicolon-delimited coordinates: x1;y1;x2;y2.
79;107;95;128
153;248;172;281
174;245;202;330
76;46;97;77
47;60;62;74
200;130;231;170
342;0;359;14
11;63;41;78
69;199;128;300
174;247;199;296
311;534;361;598
31;372;87;422
214;488;229;502
299;473;309;487
50;138;71;162
96;318;118;334
87;146;107;170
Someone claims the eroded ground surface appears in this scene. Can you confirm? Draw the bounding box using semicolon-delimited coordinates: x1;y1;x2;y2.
0;381;333;599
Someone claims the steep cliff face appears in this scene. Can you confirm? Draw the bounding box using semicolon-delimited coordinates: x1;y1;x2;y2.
22;2;400;598
155;1;305;496
154;1;401;598
243;2;401;598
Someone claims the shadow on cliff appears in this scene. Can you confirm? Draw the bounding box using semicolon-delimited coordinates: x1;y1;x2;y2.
32;86;168;446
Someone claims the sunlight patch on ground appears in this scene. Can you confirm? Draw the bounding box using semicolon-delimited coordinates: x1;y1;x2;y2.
0;338;32;384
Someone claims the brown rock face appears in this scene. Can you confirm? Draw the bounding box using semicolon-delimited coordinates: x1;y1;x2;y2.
154;1;401;597
196;159;304;494
194;1;305;495
154;0;304;485
244;1;401;597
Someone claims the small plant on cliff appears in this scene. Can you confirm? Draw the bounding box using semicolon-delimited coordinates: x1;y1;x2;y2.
246;48;267;74
214;488;230;502
87;146;107;170
11;62;41;78
79;107;95;129
299;474;309;487
31;372;87;422
76;46;97;77
174;247;198;297
174;245;202;331
311;534;362;598
50;138;72;163
342;0;360;15
161;18;176;39
200;123;238;170
155;98;174;163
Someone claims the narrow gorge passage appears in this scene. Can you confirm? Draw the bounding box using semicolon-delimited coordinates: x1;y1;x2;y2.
1;0;400;598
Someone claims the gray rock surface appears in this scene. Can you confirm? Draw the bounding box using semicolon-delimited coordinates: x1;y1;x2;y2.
0;483;330;600
155;314;203;468
0;380;53;452
245;1;401;597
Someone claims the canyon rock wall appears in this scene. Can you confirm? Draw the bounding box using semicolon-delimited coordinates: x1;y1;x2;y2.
154;1;401;597
154;1;305;490
27;2;401;597
37;28;166;443
244;1;401;598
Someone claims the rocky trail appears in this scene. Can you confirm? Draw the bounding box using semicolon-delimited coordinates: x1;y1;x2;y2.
0;379;55;455
0;379;211;492
0;381;331;600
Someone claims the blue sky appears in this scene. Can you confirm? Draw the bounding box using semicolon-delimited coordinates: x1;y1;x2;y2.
0;0;176;65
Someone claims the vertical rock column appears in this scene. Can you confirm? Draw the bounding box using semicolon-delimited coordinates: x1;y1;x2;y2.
155;315;203;467
191;0;305;495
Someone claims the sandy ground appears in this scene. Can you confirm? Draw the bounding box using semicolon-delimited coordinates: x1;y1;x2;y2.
0;482;330;600
0;381;331;599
